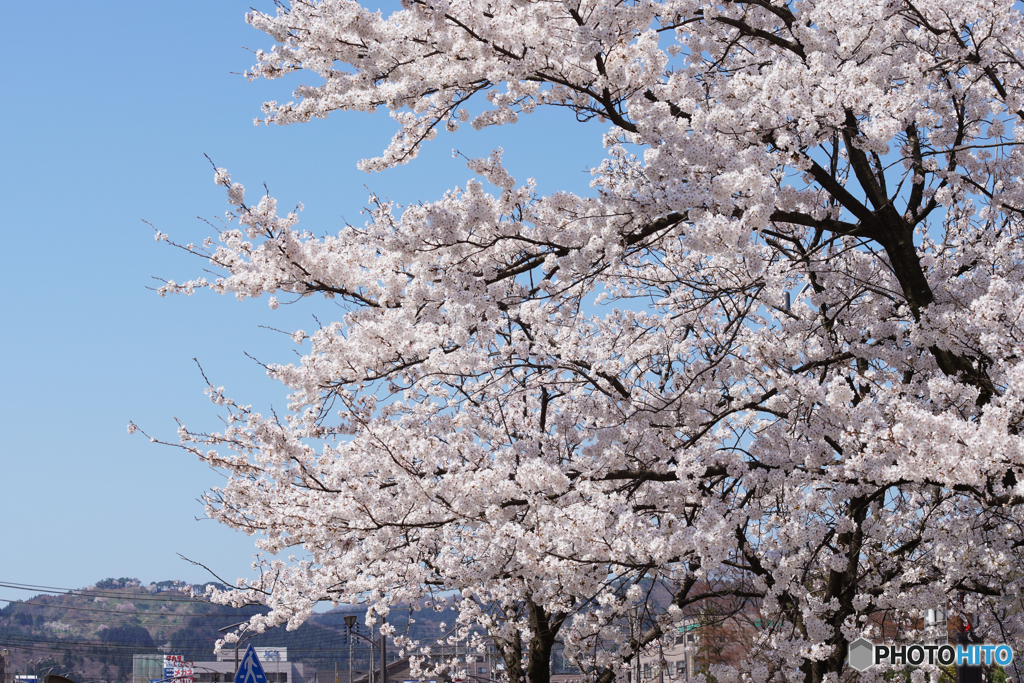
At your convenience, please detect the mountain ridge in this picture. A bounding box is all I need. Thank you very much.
[0,578,451,683]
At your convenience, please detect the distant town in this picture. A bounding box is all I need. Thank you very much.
[0,579,640,683]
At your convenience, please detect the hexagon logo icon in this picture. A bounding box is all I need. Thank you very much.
[848,638,875,672]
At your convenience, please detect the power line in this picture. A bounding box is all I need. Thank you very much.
[0,597,276,621]
[0,582,215,604]
[0,632,353,650]
[0,635,359,656]
[0,626,366,651]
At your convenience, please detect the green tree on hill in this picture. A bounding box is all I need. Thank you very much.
[99,623,158,681]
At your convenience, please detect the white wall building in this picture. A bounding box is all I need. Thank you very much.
[632,622,699,683]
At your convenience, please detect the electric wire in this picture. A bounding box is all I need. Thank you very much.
[0,579,438,672]
[0,597,268,619]
[0,582,216,604]
[0,634,365,656]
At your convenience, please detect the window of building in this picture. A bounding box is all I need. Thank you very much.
[643,664,652,680]
[674,661,687,677]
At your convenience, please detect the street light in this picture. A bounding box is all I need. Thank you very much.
[219,621,256,678]
[193,664,231,683]
[27,658,63,682]
[343,616,387,683]
[344,617,357,683]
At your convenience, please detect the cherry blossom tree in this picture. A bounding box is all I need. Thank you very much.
[140,0,1024,681]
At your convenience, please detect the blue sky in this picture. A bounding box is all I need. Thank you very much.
[0,0,605,600]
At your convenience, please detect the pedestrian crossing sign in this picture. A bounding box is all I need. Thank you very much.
[235,645,268,683]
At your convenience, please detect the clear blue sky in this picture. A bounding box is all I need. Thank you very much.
[0,0,604,600]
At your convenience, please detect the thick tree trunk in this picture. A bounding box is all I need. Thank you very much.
[497,630,526,683]
[527,603,555,683]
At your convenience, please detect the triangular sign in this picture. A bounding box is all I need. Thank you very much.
[235,645,269,683]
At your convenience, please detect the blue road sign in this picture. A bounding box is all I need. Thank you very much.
[235,645,268,683]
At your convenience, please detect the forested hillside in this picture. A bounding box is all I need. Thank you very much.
[0,579,453,683]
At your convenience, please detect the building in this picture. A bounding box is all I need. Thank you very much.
[550,674,585,683]
[924,604,951,645]
[632,622,699,683]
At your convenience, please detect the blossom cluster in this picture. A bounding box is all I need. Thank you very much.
[147,0,1024,681]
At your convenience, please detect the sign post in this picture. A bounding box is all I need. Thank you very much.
[235,645,269,683]
[164,655,193,683]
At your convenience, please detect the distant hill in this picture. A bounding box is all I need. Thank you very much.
[0,578,456,683]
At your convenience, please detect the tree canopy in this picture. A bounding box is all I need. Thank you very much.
[142,0,1024,681]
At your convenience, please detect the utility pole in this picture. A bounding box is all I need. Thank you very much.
[631,610,641,683]
[343,612,387,683]
[217,621,251,679]
[379,617,387,683]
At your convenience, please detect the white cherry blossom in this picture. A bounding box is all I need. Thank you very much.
[147,0,1024,682]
